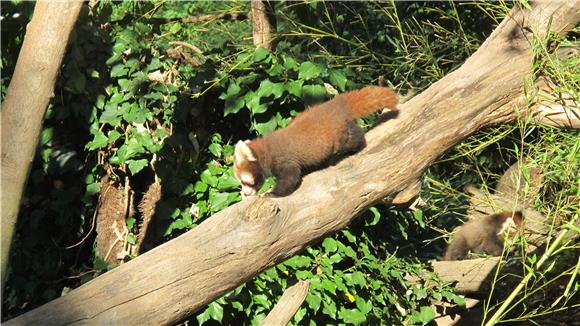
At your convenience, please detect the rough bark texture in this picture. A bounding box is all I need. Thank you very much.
[94,177,131,264]
[0,0,84,294]
[251,0,275,49]
[261,280,309,326]
[432,257,502,295]
[5,1,579,325]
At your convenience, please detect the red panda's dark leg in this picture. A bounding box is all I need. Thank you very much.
[443,235,468,261]
[269,163,302,197]
[342,122,366,153]
[482,238,505,256]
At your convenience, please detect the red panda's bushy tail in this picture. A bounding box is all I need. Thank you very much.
[339,86,399,119]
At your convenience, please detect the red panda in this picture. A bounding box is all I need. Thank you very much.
[233,86,398,197]
[442,211,524,261]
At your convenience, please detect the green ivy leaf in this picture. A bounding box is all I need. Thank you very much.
[282,55,299,71]
[86,182,101,196]
[220,81,241,99]
[329,69,347,91]
[100,103,122,127]
[366,206,381,226]
[284,255,311,268]
[194,181,209,193]
[208,301,223,322]
[306,293,322,312]
[322,300,337,319]
[231,301,243,312]
[208,143,223,157]
[299,61,325,80]
[111,64,128,78]
[266,63,284,77]
[328,253,342,264]
[348,271,365,287]
[257,79,285,99]
[86,130,108,150]
[253,115,277,136]
[108,130,122,144]
[211,192,236,212]
[321,279,337,294]
[296,270,313,279]
[344,246,357,259]
[417,306,435,324]
[340,308,367,325]
[109,92,124,105]
[123,102,149,124]
[116,138,145,163]
[237,72,258,85]
[285,80,303,97]
[253,47,271,62]
[322,238,338,253]
[96,94,106,109]
[217,174,240,191]
[118,79,131,92]
[224,96,245,116]
[196,308,211,326]
[302,84,327,105]
[355,297,372,314]
[342,230,357,243]
[245,90,268,115]
[126,216,136,229]
[134,131,158,153]
[413,209,426,228]
[451,294,465,306]
[294,307,307,323]
[252,294,271,308]
[127,159,148,175]
[200,170,218,187]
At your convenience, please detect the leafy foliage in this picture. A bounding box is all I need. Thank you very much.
[1,1,577,325]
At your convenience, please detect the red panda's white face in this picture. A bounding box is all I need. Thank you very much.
[233,140,265,197]
[495,211,524,237]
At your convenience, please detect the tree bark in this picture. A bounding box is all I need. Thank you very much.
[251,0,276,49]
[0,0,84,295]
[5,1,579,325]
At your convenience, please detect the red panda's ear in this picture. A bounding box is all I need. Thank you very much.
[235,140,257,162]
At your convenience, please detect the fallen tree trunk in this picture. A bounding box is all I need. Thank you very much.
[5,1,579,325]
[0,0,84,295]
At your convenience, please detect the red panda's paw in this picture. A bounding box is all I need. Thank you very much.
[241,192,258,200]
[260,190,278,198]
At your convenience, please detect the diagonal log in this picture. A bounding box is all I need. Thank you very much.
[1,0,84,295]
[5,1,579,325]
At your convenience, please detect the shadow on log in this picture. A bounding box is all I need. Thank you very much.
[5,1,579,325]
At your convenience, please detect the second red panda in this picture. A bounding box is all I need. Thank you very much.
[233,86,398,197]
[442,211,524,261]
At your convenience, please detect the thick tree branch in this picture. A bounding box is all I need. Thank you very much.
[251,0,276,49]
[261,280,309,326]
[0,0,84,295]
[5,1,579,325]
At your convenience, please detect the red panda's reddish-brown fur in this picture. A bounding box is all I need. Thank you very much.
[442,211,524,261]
[342,86,399,119]
[234,86,398,197]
